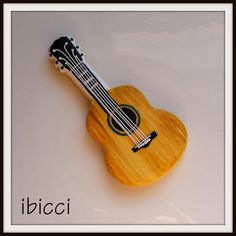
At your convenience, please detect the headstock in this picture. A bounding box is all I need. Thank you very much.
[49,36,84,73]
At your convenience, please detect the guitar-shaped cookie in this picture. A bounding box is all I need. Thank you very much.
[49,36,187,186]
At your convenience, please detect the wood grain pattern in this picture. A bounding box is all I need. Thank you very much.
[86,85,187,186]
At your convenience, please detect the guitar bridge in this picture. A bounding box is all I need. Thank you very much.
[132,131,157,153]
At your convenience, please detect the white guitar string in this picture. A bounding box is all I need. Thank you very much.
[54,49,139,144]
[72,51,147,140]
[70,52,148,141]
[67,62,139,144]
[53,46,147,144]
[59,47,147,143]
[65,44,146,141]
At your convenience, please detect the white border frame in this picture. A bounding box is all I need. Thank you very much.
[3,3,233,233]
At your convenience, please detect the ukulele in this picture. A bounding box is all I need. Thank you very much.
[49,36,187,186]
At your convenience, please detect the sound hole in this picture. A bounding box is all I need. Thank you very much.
[108,105,140,136]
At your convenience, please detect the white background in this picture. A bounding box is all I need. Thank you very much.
[11,11,224,225]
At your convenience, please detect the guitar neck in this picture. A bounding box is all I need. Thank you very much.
[70,60,117,113]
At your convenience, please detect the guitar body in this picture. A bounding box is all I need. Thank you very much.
[50,36,188,187]
[86,85,187,186]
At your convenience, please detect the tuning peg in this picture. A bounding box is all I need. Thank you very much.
[76,46,79,49]
[54,60,60,69]
[81,53,84,57]
[70,37,74,41]
[49,53,54,61]
[59,66,64,72]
